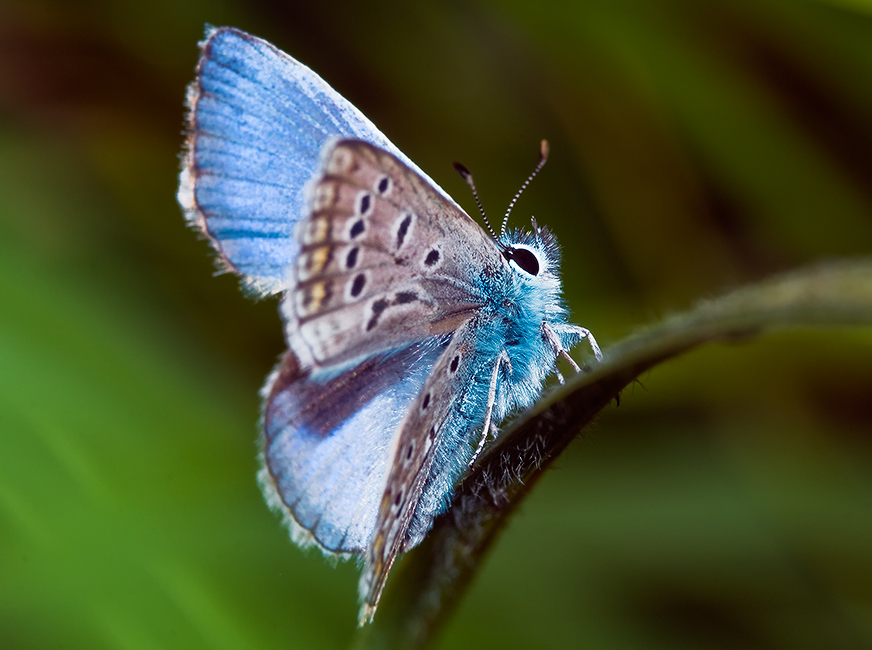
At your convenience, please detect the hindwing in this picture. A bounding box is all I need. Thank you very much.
[357,318,494,622]
[260,339,447,554]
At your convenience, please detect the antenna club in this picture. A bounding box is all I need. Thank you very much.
[453,159,498,240]
[452,162,473,182]
[539,139,549,162]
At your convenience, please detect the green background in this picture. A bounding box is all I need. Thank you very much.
[1,1,871,648]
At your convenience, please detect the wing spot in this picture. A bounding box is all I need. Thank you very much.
[350,219,365,239]
[297,281,333,316]
[424,249,440,266]
[297,246,332,280]
[372,298,389,315]
[366,299,389,331]
[393,489,403,507]
[350,273,366,298]
[357,192,373,216]
[312,183,338,211]
[429,425,436,439]
[421,393,431,410]
[396,213,412,249]
[406,442,414,460]
[327,147,352,174]
[303,217,330,245]
[395,291,417,304]
[449,355,460,373]
[376,176,392,195]
[345,246,359,269]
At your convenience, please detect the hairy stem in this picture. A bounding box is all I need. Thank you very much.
[354,257,872,650]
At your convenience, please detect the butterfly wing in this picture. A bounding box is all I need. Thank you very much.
[357,316,501,622]
[285,139,503,370]
[180,26,510,572]
[180,26,599,626]
[260,341,446,555]
[262,139,506,558]
[179,26,458,295]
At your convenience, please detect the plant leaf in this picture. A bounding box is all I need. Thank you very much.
[355,257,872,649]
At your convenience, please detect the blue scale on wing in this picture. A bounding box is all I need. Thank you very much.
[261,338,446,552]
[183,28,454,293]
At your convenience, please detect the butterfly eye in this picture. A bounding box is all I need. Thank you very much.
[504,247,540,276]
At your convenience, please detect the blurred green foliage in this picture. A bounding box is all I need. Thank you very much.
[0,1,870,649]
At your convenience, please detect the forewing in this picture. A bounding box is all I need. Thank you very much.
[179,26,459,294]
[260,339,446,554]
[286,139,504,370]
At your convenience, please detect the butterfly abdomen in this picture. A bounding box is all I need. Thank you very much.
[478,246,570,412]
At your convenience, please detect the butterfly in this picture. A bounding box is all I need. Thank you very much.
[179,26,602,624]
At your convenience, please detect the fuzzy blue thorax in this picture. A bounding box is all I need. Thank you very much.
[405,225,586,546]
[492,226,577,416]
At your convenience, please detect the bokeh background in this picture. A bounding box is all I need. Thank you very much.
[2,1,871,648]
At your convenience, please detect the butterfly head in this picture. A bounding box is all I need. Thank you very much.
[454,140,558,284]
[499,222,563,294]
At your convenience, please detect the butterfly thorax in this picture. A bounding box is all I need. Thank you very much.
[402,225,579,547]
[481,227,572,419]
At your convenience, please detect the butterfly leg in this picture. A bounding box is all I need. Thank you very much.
[573,325,603,362]
[543,323,603,380]
[468,350,512,469]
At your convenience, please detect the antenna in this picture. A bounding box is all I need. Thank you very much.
[453,161,501,242]
[500,139,549,238]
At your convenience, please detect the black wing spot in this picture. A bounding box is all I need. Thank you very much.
[350,219,365,239]
[395,291,417,304]
[366,298,390,331]
[377,176,391,194]
[350,273,366,298]
[429,425,436,439]
[371,299,389,315]
[406,442,414,460]
[421,393,431,410]
[345,246,359,269]
[449,355,460,373]
[424,249,440,266]
[396,214,412,249]
[394,488,403,507]
[358,192,372,216]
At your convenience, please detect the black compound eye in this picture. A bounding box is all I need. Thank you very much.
[505,247,540,275]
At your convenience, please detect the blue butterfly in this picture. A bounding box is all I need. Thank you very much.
[179,26,601,623]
